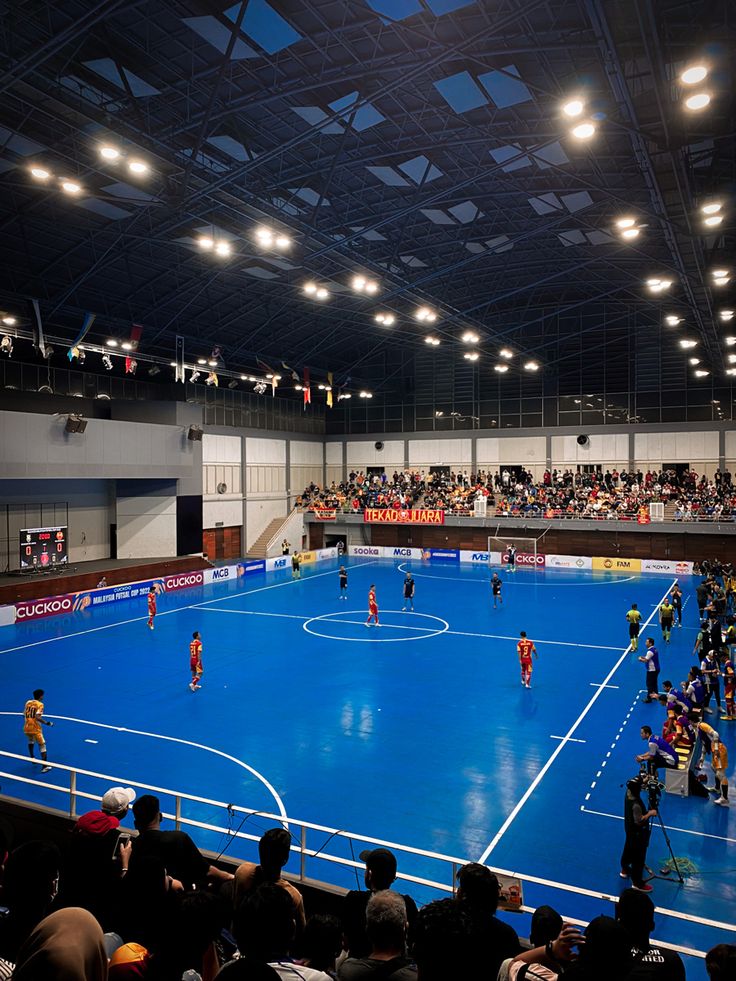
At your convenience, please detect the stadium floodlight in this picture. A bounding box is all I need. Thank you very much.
[685,92,710,111]
[681,65,708,85]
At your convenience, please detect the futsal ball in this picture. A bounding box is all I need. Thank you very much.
[110,942,149,967]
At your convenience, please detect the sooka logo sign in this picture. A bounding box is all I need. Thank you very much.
[354,547,380,556]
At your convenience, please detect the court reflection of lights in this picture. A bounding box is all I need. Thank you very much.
[340,702,375,740]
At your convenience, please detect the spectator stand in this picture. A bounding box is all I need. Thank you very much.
[0,748,729,976]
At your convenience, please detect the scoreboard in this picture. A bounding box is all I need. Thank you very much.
[20,526,68,570]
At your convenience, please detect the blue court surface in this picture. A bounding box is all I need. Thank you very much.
[2,557,734,977]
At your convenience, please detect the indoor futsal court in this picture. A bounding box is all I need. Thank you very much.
[1,0,735,978]
[1,555,731,973]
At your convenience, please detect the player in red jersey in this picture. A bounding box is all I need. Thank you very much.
[365,584,380,627]
[517,631,538,688]
[189,631,203,691]
[147,586,157,630]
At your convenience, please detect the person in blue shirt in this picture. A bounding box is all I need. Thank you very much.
[636,726,678,774]
[639,638,660,704]
[683,666,706,720]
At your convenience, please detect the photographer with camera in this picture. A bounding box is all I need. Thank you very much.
[620,775,658,892]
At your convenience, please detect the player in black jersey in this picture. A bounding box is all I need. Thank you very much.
[338,566,348,600]
[402,573,415,611]
[491,572,503,609]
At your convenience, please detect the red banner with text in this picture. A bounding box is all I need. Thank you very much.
[363,508,445,525]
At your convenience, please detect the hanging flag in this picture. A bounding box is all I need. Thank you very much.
[303,367,311,407]
[282,361,300,383]
[30,299,47,358]
[327,371,333,408]
[271,373,278,397]
[175,335,185,382]
[125,323,143,374]
[206,372,219,387]
[67,312,96,361]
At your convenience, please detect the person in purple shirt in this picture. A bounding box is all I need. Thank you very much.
[639,638,660,704]
[636,726,678,774]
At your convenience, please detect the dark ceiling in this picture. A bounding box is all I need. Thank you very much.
[0,0,733,401]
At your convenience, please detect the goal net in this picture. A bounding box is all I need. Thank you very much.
[488,535,539,568]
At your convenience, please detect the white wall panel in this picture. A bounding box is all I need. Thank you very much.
[408,438,472,467]
[346,440,404,468]
[203,434,241,464]
[326,466,343,486]
[326,442,342,465]
[551,433,628,465]
[726,431,736,470]
[116,494,176,559]
[203,499,243,529]
[245,437,286,465]
[476,438,500,464]
[635,431,718,468]
[290,440,323,465]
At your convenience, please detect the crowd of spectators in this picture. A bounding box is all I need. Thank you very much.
[297,467,736,521]
[0,806,733,980]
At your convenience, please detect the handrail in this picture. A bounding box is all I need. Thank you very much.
[0,748,730,959]
[265,508,299,553]
[298,506,734,522]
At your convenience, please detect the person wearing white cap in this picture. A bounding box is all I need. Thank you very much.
[59,786,137,926]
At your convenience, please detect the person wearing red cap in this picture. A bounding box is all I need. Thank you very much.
[341,849,417,960]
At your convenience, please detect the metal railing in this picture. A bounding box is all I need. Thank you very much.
[0,749,730,961]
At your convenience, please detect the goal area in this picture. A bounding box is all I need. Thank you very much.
[488,535,539,567]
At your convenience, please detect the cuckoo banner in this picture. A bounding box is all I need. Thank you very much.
[363,508,445,525]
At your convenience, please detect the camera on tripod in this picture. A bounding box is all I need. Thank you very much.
[637,767,664,808]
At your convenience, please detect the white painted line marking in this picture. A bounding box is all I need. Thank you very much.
[84,739,98,744]
[550,735,586,744]
[396,562,636,587]
[477,578,677,865]
[0,712,287,821]
[580,806,736,845]
[589,683,620,689]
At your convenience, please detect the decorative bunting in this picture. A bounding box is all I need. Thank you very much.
[30,299,47,358]
[67,312,96,361]
[303,366,311,407]
[125,324,143,374]
[327,371,333,408]
[175,335,185,382]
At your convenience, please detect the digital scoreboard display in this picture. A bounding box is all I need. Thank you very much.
[20,526,68,570]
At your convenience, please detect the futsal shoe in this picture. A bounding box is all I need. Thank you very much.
[619,870,629,879]
[41,765,52,773]
[189,682,196,691]
[633,883,653,892]
[714,797,730,806]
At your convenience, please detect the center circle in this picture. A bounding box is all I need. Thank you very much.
[302,610,449,643]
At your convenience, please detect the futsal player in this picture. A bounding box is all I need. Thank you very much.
[23,689,53,772]
[507,545,517,572]
[365,585,380,627]
[491,572,503,609]
[339,565,348,600]
[626,602,642,651]
[639,638,660,703]
[722,655,735,721]
[291,552,301,579]
[671,582,683,627]
[517,631,538,688]
[659,596,674,644]
[189,631,203,691]
[147,586,157,630]
[402,573,415,611]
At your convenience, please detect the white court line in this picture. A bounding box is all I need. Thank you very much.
[477,577,677,865]
[0,559,376,656]
[551,735,586,744]
[0,712,287,820]
[195,607,622,651]
[396,562,636,587]
[580,806,736,845]
[589,683,619,689]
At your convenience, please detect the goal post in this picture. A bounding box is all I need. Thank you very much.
[488,535,539,568]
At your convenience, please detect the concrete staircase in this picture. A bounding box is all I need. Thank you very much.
[248,518,286,558]
[663,502,678,521]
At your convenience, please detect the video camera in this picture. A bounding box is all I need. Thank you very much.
[636,767,664,809]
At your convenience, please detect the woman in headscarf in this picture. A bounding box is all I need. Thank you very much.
[12,907,107,981]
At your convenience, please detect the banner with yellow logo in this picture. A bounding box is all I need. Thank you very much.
[592,556,642,572]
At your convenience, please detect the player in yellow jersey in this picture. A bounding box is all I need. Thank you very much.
[23,688,53,772]
[659,597,674,644]
[626,603,642,651]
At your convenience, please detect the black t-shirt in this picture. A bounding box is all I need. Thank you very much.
[131,829,209,888]
[464,912,521,980]
[626,943,686,981]
[340,572,348,586]
[492,579,502,594]
[403,578,414,597]
[342,890,418,959]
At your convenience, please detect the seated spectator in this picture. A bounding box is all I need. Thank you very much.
[109,854,182,951]
[109,890,227,980]
[411,899,471,980]
[615,888,685,979]
[705,944,736,979]
[131,794,233,889]
[338,891,415,980]
[0,840,61,966]
[498,905,563,980]
[231,883,332,980]
[11,907,107,981]
[455,862,521,978]
[562,916,634,981]
[234,828,305,931]
[341,849,417,959]
[59,786,136,926]
[296,915,342,977]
